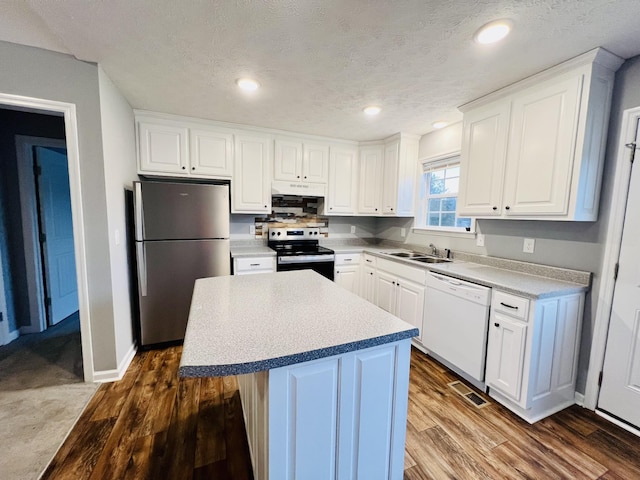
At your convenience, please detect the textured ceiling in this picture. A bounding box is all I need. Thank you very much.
[2,1,640,141]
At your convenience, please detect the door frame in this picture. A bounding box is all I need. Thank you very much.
[16,136,68,334]
[583,106,640,409]
[0,93,95,382]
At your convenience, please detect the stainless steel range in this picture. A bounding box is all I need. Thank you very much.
[268,227,335,280]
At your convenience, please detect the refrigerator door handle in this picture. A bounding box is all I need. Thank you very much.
[137,242,148,297]
[134,182,144,241]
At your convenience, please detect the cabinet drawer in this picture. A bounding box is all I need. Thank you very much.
[492,291,529,321]
[335,253,361,266]
[363,253,377,267]
[234,256,276,274]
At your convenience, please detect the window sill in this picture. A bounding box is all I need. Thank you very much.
[411,227,476,239]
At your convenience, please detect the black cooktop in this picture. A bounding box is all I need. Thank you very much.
[268,241,334,256]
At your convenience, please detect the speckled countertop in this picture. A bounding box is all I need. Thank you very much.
[230,245,276,257]
[179,270,418,377]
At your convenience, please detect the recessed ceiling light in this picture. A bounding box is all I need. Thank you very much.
[432,121,448,129]
[474,19,512,45]
[236,78,260,92]
[363,106,381,116]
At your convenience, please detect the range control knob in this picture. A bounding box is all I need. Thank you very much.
[271,232,275,236]
[277,231,281,236]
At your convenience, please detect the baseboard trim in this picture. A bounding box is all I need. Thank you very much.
[19,325,42,335]
[92,342,137,383]
[596,410,640,438]
[574,392,585,407]
[3,329,20,345]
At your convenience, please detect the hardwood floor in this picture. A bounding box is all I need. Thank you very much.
[42,346,640,479]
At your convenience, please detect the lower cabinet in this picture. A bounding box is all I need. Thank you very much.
[233,256,276,275]
[374,259,426,343]
[485,290,584,423]
[334,253,361,294]
[238,340,412,480]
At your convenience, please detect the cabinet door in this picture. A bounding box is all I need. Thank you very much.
[303,143,329,183]
[327,147,358,214]
[486,313,527,402]
[190,128,233,177]
[138,120,188,174]
[334,265,359,294]
[361,265,376,302]
[274,138,303,182]
[394,278,425,342]
[232,134,272,213]
[457,101,510,216]
[375,270,397,314]
[358,146,383,214]
[382,141,400,215]
[503,75,582,216]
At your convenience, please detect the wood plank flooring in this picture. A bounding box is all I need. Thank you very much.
[42,346,640,479]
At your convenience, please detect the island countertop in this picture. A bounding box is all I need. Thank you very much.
[179,270,418,377]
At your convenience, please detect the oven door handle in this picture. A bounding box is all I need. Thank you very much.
[278,255,335,264]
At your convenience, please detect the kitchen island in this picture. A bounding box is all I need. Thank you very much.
[179,270,418,480]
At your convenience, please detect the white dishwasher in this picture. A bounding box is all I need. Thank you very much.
[423,271,491,390]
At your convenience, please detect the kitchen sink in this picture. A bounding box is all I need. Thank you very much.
[388,252,427,258]
[410,257,451,264]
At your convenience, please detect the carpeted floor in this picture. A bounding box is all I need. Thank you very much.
[0,313,99,480]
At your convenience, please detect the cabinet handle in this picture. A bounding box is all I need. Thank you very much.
[304,176,307,179]
[330,207,333,210]
[250,263,260,267]
[392,281,396,285]
[264,205,268,208]
[505,206,511,210]
[192,167,195,170]
[492,206,497,211]
[370,272,373,275]
[375,208,378,211]
[181,166,186,170]
[366,259,372,263]
[344,259,352,262]
[494,322,500,327]
[500,302,518,310]
[390,208,394,211]
[297,175,300,178]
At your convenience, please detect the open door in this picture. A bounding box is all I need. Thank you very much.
[34,146,78,326]
[598,119,640,430]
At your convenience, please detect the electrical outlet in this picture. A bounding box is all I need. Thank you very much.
[523,238,535,253]
[476,233,485,247]
[249,225,256,235]
[400,228,406,238]
[350,225,356,234]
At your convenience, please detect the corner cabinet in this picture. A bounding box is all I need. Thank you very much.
[485,290,585,423]
[232,133,272,214]
[457,48,623,221]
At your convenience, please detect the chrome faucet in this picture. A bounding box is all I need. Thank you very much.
[429,243,438,256]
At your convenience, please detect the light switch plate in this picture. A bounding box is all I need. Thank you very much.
[476,233,485,247]
[523,238,535,253]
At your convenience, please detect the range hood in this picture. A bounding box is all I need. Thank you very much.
[271,180,326,197]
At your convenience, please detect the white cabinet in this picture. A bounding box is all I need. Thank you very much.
[358,145,384,214]
[457,48,623,221]
[274,138,329,185]
[232,133,272,214]
[138,119,189,174]
[485,290,585,423]
[137,115,233,178]
[356,136,419,216]
[361,254,377,302]
[334,253,361,294]
[233,256,276,275]
[190,127,233,176]
[303,142,330,184]
[326,146,358,215]
[374,258,426,341]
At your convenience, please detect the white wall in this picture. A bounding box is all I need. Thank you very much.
[0,41,118,372]
[418,122,462,159]
[98,66,137,366]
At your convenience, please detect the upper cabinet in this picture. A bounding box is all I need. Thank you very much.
[326,146,359,215]
[137,114,233,178]
[232,133,272,214]
[273,137,329,184]
[356,135,419,216]
[457,48,623,221]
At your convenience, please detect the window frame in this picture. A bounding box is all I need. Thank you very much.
[413,152,475,235]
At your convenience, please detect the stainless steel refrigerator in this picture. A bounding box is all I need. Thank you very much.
[134,181,230,347]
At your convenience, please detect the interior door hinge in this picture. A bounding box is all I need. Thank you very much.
[34,164,42,176]
[625,142,637,164]
[613,263,619,281]
[598,371,603,387]
[45,297,51,307]
[40,232,46,243]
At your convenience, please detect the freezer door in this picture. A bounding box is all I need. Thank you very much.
[136,239,230,346]
[135,181,230,240]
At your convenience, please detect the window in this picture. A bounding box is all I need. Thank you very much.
[416,154,474,233]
